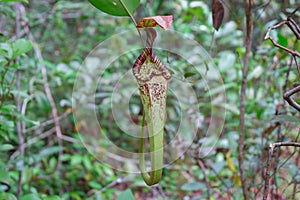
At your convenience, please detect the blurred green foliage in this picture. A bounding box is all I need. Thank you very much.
[0,0,299,199]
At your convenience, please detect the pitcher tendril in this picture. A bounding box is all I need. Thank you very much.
[133,28,171,186]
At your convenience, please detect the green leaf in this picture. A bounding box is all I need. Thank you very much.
[35,91,51,113]
[83,156,92,170]
[0,59,8,68]
[12,39,32,59]
[88,181,102,190]
[0,43,13,59]
[42,195,62,200]
[278,33,288,47]
[20,194,41,200]
[0,105,16,115]
[180,182,206,191]
[0,169,11,185]
[70,155,82,165]
[88,0,140,16]
[248,65,263,80]
[218,51,236,72]
[116,189,135,200]
[0,193,17,200]
[0,144,14,151]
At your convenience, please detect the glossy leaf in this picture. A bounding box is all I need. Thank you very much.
[136,15,173,30]
[88,0,140,16]
[212,0,224,31]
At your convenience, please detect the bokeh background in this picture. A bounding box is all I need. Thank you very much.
[0,0,299,199]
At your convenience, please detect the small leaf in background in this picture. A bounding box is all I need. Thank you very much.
[226,151,237,173]
[136,15,173,30]
[226,152,242,187]
[20,194,41,200]
[212,0,224,31]
[0,43,13,59]
[0,168,11,185]
[278,33,288,47]
[262,124,279,137]
[0,193,17,200]
[88,0,140,16]
[42,196,61,200]
[12,39,32,59]
[180,182,206,191]
[116,189,135,200]
[88,181,102,190]
[0,144,14,151]
[29,146,64,165]
[270,115,298,124]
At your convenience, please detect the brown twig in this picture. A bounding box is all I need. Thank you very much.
[283,85,300,112]
[264,20,300,58]
[197,159,211,199]
[10,128,79,161]
[257,132,300,199]
[21,95,35,134]
[24,20,64,170]
[289,5,300,17]
[287,17,300,40]
[264,7,300,57]
[10,127,57,160]
[284,52,296,102]
[294,56,300,75]
[263,142,300,200]
[264,15,300,198]
[238,0,253,199]
[24,110,71,133]
[265,7,300,112]
[272,125,282,198]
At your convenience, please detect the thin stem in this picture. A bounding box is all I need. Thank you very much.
[14,3,24,199]
[238,0,253,199]
[118,0,137,26]
[197,159,211,199]
[118,0,145,48]
[293,150,300,199]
